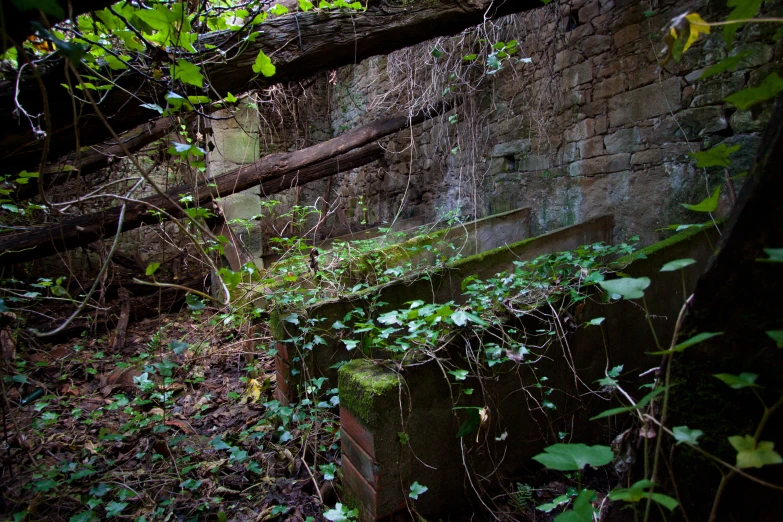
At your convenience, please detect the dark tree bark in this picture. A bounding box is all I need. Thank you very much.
[0,104,443,265]
[667,94,783,521]
[0,0,539,174]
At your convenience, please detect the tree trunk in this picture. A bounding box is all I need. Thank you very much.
[0,0,539,174]
[0,103,444,265]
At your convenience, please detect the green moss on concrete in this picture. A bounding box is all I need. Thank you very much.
[613,222,720,267]
[269,309,288,340]
[338,359,401,426]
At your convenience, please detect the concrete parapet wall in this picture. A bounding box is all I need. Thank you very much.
[337,224,720,520]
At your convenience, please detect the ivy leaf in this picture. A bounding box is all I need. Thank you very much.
[701,50,752,80]
[210,436,232,450]
[587,317,605,326]
[531,444,613,471]
[660,258,696,272]
[448,369,469,381]
[323,504,355,522]
[105,501,128,518]
[649,332,723,355]
[758,248,783,263]
[11,0,64,18]
[319,463,337,480]
[171,59,204,88]
[145,262,160,276]
[672,426,704,446]
[682,13,710,53]
[408,481,428,499]
[269,4,290,15]
[537,494,571,513]
[299,0,315,11]
[554,489,596,522]
[455,407,481,437]
[591,385,670,420]
[714,372,760,389]
[724,0,763,49]
[224,92,238,103]
[725,73,783,110]
[252,50,276,77]
[609,480,678,511]
[598,277,650,300]
[729,435,783,468]
[451,310,468,326]
[681,187,720,212]
[689,144,740,168]
[431,47,444,58]
[342,339,359,351]
[765,330,783,348]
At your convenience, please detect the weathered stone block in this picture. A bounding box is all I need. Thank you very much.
[675,107,727,138]
[565,118,597,142]
[608,77,682,127]
[555,49,582,72]
[628,64,659,90]
[518,155,551,171]
[593,75,627,99]
[631,148,662,165]
[569,153,630,176]
[579,136,605,159]
[613,23,640,48]
[604,127,643,154]
[729,106,772,133]
[583,35,613,56]
[578,1,600,23]
[562,61,594,88]
[491,139,530,157]
[732,42,773,69]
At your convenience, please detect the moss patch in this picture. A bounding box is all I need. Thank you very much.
[613,221,720,267]
[338,359,401,427]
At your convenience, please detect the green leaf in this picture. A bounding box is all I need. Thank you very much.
[672,425,704,446]
[69,511,96,522]
[758,248,783,263]
[765,330,783,348]
[463,54,478,61]
[342,339,359,351]
[587,317,605,326]
[11,0,64,18]
[185,293,205,311]
[224,92,238,103]
[455,407,481,437]
[104,55,129,70]
[700,50,752,80]
[683,186,721,212]
[609,480,678,511]
[729,435,783,468]
[431,47,444,58]
[252,50,276,77]
[714,372,760,389]
[451,310,468,326]
[598,277,651,300]
[448,369,468,381]
[408,481,428,499]
[105,501,128,518]
[145,262,160,276]
[554,490,596,522]
[319,463,337,480]
[299,0,314,11]
[725,73,783,110]
[537,494,571,513]
[724,0,763,49]
[689,144,740,168]
[531,444,613,471]
[33,479,59,492]
[660,258,696,272]
[210,436,232,450]
[171,59,204,88]
[649,332,723,355]
[269,4,290,15]
[323,504,354,522]
[591,385,669,420]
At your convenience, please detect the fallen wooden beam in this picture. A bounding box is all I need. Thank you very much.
[0,100,442,265]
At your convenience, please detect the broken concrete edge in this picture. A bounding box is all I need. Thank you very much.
[338,359,402,427]
[612,221,721,268]
[243,207,532,298]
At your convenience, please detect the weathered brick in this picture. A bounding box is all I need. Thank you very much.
[613,24,640,48]
[628,64,660,90]
[555,49,582,73]
[569,153,631,176]
[565,118,597,142]
[593,75,627,99]
[608,78,682,127]
[579,136,605,158]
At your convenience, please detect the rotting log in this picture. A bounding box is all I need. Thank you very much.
[0,101,445,265]
[0,0,540,174]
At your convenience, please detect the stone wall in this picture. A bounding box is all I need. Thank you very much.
[306,0,780,246]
